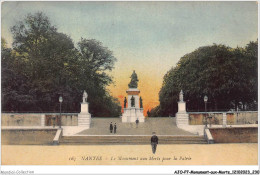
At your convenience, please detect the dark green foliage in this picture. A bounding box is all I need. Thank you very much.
[150,42,257,117]
[2,12,121,117]
[147,106,162,117]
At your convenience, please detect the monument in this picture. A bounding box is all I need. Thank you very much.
[78,90,91,128]
[176,90,189,127]
[122,71,145,123]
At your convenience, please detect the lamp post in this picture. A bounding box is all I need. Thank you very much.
[59,96,63,128]
[52,116,55,128]
[204,95,208,128]
[208,115,213,127]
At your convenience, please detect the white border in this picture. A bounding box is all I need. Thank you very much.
[0,0,259,174]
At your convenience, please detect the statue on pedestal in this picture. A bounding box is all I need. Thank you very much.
[140,97,143,108]
[131,96,135,107]
[179,90,184,102]
[83,90,88,103]
[128,70,139,88]
[124,97,127,108]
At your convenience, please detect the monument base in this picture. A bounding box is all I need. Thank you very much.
[78,102,91,128]
[78,113,91,128]
[176,112,189,127]
[122,108,145,123]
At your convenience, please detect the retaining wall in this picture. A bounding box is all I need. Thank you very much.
[1,129,57,145]
[209,127,258,143]
[189,112,258,125]
[1,113,78,126]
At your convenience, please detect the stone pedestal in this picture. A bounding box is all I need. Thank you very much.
[41,114,45,127]
[176,90,189,127]
[176,101,189,126]
[122,88,145,123]
[78,102,91,128]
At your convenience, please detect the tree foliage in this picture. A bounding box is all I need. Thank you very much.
[2,12,121,117]
[150,42,258,117]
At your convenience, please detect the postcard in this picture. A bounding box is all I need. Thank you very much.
[1,1,258,174]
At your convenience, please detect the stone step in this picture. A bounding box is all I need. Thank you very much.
[63,136,204,140]
[60,136,207,145]
[61,139,206,142]
[61,136,204,138]
[60,141,207,145]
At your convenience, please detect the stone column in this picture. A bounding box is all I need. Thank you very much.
[41,114,45,127]
[223,113,227,127]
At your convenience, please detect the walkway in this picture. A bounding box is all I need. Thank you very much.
[78,117,194,135]
[2,144,257,165]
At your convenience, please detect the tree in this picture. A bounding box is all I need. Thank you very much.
[149,106,162,117]
[76,38,120,116]
[147,109,151,117]
[9,12,76,112]
[2,12,121,117]
[151,42,258,117]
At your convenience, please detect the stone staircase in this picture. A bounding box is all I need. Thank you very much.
[60,135,207,145]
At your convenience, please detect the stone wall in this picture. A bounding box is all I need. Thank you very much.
[209,127,258,143]
[188,112,258,125]
[1,129,57,145]
[1,113,78,126]
[1,113,42,126]
[45,114,78,126]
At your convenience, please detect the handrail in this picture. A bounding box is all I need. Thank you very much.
[204,128,214,144]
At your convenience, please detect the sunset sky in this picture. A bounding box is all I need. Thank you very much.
[2,1,258,115]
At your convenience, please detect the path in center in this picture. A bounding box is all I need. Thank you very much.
[78,117,194,135]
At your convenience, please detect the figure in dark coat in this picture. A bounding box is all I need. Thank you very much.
[151,132,159,154]
[136,118,139,128]
[109,122,113,133]
[114,123,117,134]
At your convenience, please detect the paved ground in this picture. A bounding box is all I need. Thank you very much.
[1,144,257,165]
[78,117,194,135]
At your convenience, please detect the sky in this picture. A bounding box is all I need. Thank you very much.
[1,1,258,115]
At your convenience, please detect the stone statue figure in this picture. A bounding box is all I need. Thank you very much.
[140,97,143,108]
[124,97,127,108]
[128,70,139,88]
[179,90,184,102]
[131,96,135,107]
[83,90,88,103]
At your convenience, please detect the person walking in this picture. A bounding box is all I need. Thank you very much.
[114,123,117,134]
[136,118,139,128]
[109,122,113,133]
[151,132,158,154]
